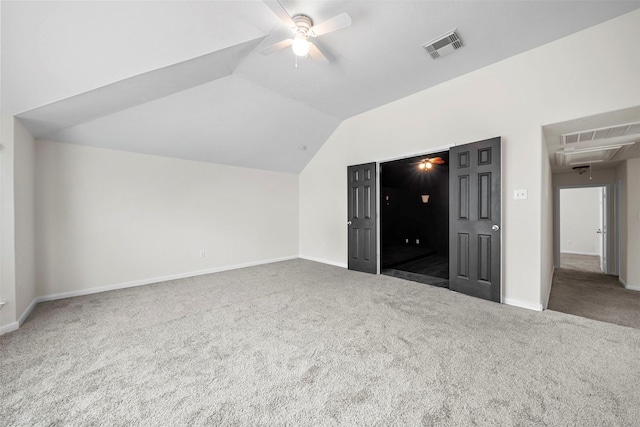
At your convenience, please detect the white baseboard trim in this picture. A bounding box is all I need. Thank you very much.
[617,277,639,291]
[503,297,543,312]
[18,298,39,327]
[299,255,347,269]
[37,255,299,303]
[560,250,599,256]
[9,256,298,330]
[624,283,640,291]
[543,266,555,310]
[0,322,19,336]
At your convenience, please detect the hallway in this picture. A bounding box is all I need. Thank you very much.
[548,268,640,329]
[560,253,601,273]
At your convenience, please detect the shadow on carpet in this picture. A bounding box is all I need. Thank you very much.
[382,268,449,288]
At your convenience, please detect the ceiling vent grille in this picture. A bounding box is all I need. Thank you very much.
[562,121,640,144]
[423,29,462,59]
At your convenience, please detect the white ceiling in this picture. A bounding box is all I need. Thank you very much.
[2,1,639,173]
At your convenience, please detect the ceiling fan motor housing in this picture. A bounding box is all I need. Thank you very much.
[292,14,313,38]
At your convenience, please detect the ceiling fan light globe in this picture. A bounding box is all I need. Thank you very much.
[292,37,310,57]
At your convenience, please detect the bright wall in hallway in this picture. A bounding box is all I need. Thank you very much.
[559,187,602,256]
[36,140,299,296]
[552,169,617,272]
[299,10,640,311]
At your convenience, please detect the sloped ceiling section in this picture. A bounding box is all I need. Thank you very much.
[17,39,265,138]
[45,75,341,173]
[3,1,640,173]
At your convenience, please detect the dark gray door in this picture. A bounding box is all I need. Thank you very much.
[449,137,501,302]
[348,162,377,274]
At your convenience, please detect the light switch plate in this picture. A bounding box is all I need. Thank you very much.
[514,189,528,200]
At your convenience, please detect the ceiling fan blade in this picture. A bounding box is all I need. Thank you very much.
[430,157,445,164]
[263,0,296,28]
[308,42,329,64]
[309,12,351,37]
[260,39,293,55]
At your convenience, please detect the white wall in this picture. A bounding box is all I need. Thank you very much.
[553,169,616,188]
[0,116,36,334]
[616,161,629,284]
[0,116,17,332]
[616,161,628,286]
[14,119,36,319]
[36,140,299,296]
[540,134,554,309]
[299,10,640,311]
[627,158,640,288]
[559,187,601,255]
[621,158,640,289]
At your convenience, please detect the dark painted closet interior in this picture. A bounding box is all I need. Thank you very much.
[380,150,450,287]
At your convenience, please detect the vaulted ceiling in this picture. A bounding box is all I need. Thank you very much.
[2,1,639,173]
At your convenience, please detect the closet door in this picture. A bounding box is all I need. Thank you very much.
[449,137,501,302]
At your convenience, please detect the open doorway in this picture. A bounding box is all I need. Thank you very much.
[379,150,450,287]
[558,186,609,274]
[348,136,501,302]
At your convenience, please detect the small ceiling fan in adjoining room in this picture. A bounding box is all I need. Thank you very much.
[260,0,352,63]
[415,157,446,171]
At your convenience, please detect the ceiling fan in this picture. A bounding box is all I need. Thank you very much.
[416,157,446,171]
[260,0,352,63]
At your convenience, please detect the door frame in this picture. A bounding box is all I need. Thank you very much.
[375,144,453,274]
[554,183,615,274]
[613,181,621,276]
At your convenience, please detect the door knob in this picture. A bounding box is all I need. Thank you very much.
[347,221,352,225]
[596,229,602,234]
[491,224,500,231]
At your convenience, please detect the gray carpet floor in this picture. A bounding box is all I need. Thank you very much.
[2,259,640,425]
[548,268,640,329]
[560,253,602,273]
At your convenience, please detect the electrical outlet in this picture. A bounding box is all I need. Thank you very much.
[514,189,528,200]
[199,250,206,258]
